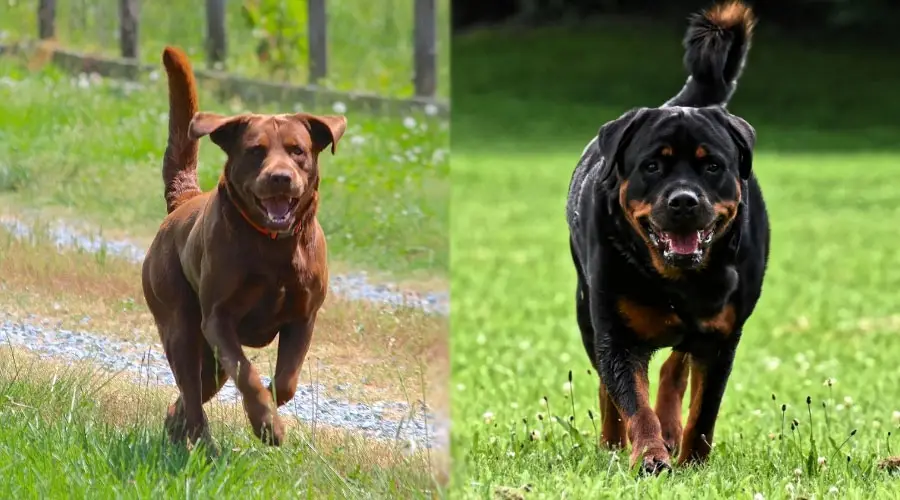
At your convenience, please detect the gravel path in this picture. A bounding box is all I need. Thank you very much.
[0,217,449,316]
[0,215,449,449]
[1,314,444,449]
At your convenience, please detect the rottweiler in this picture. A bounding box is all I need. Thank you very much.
[565,1,769,474]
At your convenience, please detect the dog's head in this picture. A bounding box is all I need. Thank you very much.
[189,112,347,232]
[599,106,755,277]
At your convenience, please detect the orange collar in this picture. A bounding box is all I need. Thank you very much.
[222,183,301,240]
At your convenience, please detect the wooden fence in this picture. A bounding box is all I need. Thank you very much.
[33,0,439,98]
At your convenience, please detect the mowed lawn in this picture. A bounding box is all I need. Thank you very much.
[450,20,900,499]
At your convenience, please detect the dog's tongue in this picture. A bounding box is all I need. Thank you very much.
[665,232,700,255]
[260,196,292,219]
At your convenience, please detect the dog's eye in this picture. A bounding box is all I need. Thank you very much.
[643,162,660,174]
[286,146,305,157]
[246,145,267,157]
[705,163,721,174]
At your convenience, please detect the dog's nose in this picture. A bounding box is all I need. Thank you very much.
[667,190,699,218]
[267,172,292,187]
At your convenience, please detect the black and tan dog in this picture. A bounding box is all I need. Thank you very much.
[566,1,768,473]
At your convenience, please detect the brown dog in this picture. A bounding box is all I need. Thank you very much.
[141,46,346,446]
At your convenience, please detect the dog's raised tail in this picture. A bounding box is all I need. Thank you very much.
[161,46,202,213]
[664,0,756,108]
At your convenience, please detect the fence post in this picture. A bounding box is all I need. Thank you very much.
[414,0,437,98]
[38,0,57,40]
[308,0,328,85]
[119,0,140,59]
[206,0,227,69]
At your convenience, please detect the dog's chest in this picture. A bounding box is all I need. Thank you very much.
[238,284,308,347]
[616,297,736,347]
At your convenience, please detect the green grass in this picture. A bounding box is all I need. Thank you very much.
[450,20,900,499]
[0,353,440,499]
[0,58,448,279]
[0,0,450,99]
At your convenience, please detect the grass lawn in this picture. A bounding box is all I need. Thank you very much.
[450,19,900,499]
[0,56,448,281]
[0,0,451,99]
[0,349,444,499]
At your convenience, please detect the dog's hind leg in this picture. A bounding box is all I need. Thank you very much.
[165,341,228,446]
[161,309,210,445]
[598,380,627,449]
[576,277,627,449]
[655,351,690,455]
[572,241,629,451]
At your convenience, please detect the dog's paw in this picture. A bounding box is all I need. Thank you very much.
[253,413,285,446]
[630,442,672,476]
[639,455,672,476]
[661,426,683,457]
[165,403,211,445]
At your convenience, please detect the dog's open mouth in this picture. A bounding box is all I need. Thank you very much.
[256,195,299,227]
[643,219,720,265]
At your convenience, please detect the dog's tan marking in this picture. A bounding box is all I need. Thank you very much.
[619,181,681,279]
[700,304,736,336]
[617,298,682,341]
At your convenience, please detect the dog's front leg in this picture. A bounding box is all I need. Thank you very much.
[588,287,670,473]
[677,340,738,466]
[596,343,670,474]
[202,310,283,445]
[269,315,317,407]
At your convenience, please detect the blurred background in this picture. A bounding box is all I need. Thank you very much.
[450,0,900,497]
[454,0,900,38]
[1,0,450,98]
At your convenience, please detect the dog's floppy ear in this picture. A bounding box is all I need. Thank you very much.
[723,113,756,180]
[189,112,251,153]
[596,107,651,181]
[292,113,347,155]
